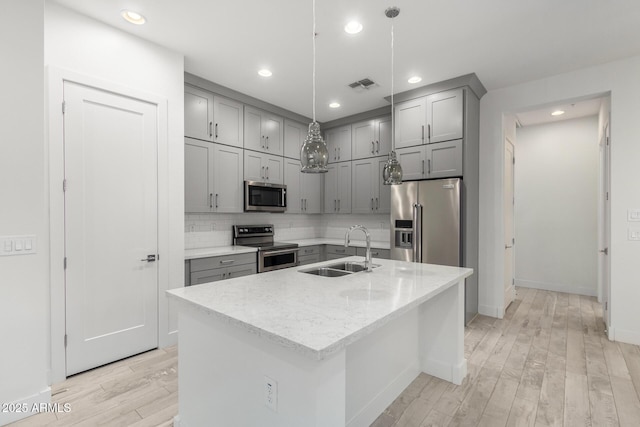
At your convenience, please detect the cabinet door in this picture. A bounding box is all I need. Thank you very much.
[263,153,284,184]
[213,96,243,147]
[226,263,257,279]
[284,159,302,213]
[352,159,375,214]
[375,156,391,214]
[324,164,338,213]
[213,144,243,212]
[301,172,323,214]
[244,150,265,182]
[375,116,392,156]
[395,97,426,149]
[262,113,284,155]
[427,139,463,178]
[427,88,463,144]
[337,162,352,213]
[325,125,351,163]
[396,146,426,181]
[284,119,306,159]
[185,138,213,212]
[243,106,263,152]
[352,120,376,160]
[184,86,213,141]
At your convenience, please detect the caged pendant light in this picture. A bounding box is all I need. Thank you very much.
[300,0,329,173]
[382,6,403,185]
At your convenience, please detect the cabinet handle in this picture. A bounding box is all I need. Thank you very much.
[376,140,380,153]
[427,159,431,175]
[215,193,219,208]
[266,136,269,149]
[422,159,425,175]
[222,273,226,278]
[261,135,265,148]
[220,259,235,265]
[266,166,269,180]
[376,197,379,210]
[209,193,213,209]
[209,122,213,138]
[261,166,265,179]
[334,199,337,211]
[215,123,218,139]
[428,124,431,142]
[338,147,341,159]
[421,125,424,142]
[372,251,379,256]
[371,141,375,154]
[371,198,374,210]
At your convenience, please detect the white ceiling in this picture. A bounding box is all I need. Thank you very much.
[50,0,640,122]
[516,97,602,127]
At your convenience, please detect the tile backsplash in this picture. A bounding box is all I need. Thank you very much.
[185,213,390,249]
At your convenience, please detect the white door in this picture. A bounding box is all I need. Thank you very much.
[504,137,516,312]
[598,123,611,327]
[64,81,158,376]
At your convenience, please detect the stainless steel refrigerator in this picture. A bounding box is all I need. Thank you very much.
[390,178,477,324]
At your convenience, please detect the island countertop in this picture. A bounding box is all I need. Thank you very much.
[167,256,472,360]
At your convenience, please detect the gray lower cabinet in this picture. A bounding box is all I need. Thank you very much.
[188,252,257,286]
[356,247,390,259]
[298,245,323,266]
[325,245,357,260]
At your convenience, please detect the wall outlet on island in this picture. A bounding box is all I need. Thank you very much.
[264,375,278,412]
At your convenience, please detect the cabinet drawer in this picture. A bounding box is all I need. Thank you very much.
[356,247,390,259]
[226,263,257,279]
[190,263,257,286]
[325,245,356,258]
[190,252,256,272]
[299,245,321,256]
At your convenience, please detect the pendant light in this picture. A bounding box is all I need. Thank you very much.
[300,0,329,173]
[382,6,403,185]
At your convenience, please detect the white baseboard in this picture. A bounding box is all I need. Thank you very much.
[608,326,640,346]
[0,387,51,426]
[515,279,596,297]
[346,364,420,427]
[421,357,467,385]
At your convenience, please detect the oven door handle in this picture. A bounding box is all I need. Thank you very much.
[262,248,300,256]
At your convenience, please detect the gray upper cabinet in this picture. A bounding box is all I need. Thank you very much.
[395,139,463,180]
[185,85,214,142]
[324,162,351,213]
[213,96,244,148]
[394,97,426,149]
[244,106,284,155]
[426,88,463,144]
[284,119,307,159]
[185,85,244,147]
[325,125,352,163]
[185,138,244,213]
[284,158,322,214]
[351,116,392,160]
[244,150,284,185]
[351,156,391,214]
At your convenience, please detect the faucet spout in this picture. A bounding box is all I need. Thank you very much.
[344,225,372,272]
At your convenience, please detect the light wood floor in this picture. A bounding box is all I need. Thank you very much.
[10,287,640,426]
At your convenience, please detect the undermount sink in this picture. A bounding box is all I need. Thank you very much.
[300,261,380,277]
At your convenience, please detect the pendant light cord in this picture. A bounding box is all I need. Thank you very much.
[312,0,317,123]
[390,19,395,152]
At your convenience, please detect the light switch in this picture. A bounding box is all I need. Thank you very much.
[0,235,36,256]
[629,228,640,241]
[14,240,23,251]
[4,240,12,252]
[25,239,32,250]
[629,209,640,222]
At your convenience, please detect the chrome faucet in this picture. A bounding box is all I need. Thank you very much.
[344,225,372,272]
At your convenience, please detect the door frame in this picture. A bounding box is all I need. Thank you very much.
[48,67,169,383]
[503,136,516,314]
[597,121,611,327]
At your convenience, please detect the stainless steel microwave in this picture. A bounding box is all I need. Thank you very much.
[244,181,287,212]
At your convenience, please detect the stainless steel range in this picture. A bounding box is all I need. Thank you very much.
[232,224,299,273]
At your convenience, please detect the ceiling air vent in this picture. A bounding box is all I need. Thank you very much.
[348,78,377,91]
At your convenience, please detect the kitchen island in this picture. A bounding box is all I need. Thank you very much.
[167,256,472,427]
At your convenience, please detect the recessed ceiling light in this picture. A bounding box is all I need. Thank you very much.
[344,21,363,34]
[258,69,273,77]
[121,10,146,25]
[329,102,341,108]
[408,76,422,84]
[551,110,565,116]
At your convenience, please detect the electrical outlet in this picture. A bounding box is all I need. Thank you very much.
[264,375,277,412]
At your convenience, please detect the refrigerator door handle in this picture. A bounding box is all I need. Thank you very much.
[413,203,422,262]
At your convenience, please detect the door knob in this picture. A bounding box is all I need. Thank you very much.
[599,248,609,255]
[141,254,157,262]
[505,245,513,249]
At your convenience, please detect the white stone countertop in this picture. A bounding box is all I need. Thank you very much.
[184,246,257,260]
[167,256,472,360]
[280,238,390,250]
